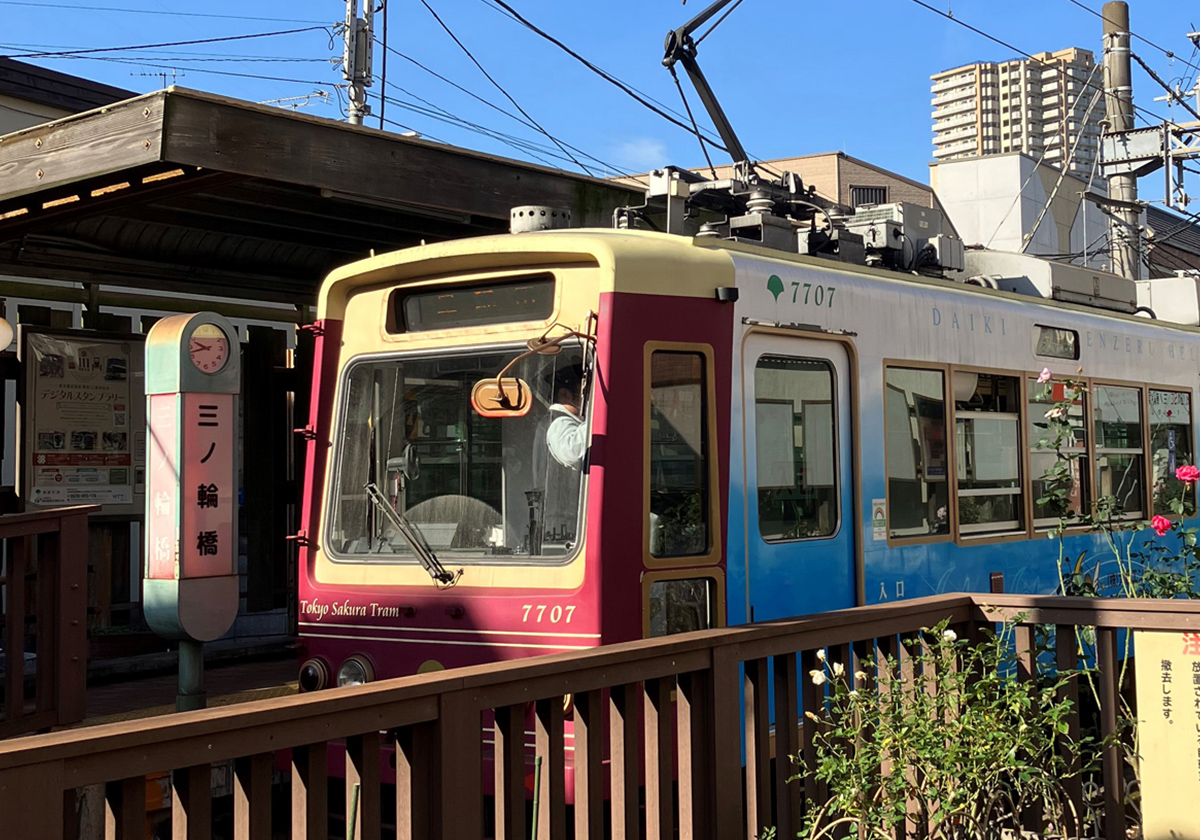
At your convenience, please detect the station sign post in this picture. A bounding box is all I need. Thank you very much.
[143,313,240,712]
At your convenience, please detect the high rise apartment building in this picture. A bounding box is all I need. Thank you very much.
[931,48,1104,177]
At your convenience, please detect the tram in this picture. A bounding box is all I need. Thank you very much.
[294,221,1199,692]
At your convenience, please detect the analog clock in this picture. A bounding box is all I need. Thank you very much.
[188,323,230,374]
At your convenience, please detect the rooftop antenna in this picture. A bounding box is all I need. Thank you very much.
[132,68,183,88]
[258,90,332,111]
[662,0,751,170]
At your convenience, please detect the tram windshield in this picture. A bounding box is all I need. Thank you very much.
[326,347,587,563]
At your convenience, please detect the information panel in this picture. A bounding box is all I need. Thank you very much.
[18,327,145,515]
[1134,630,1200,839]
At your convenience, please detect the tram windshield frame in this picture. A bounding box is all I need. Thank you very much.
[323,343,590,567]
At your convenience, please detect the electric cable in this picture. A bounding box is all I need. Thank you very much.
[374,39,645,181]
[0,26,331,60]
[414,0,593,175]
[693,0,745,47]
[1131,52,1200,123]
[1063,0,1200,76]
[34,53,340,87]
[0,0,326,24]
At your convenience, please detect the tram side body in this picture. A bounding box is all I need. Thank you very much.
[295,228,1199,686]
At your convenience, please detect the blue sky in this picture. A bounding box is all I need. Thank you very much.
[2,0,1197,189]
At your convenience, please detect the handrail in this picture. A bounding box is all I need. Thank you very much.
[0,591,1196,839]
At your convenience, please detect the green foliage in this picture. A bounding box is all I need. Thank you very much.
[795,620,1101,840]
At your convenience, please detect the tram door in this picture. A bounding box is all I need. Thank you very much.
[742,333,856,622]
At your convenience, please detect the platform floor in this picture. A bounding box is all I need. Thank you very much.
[81,652,299,725]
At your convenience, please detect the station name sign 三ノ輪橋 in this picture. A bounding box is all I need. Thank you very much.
[143,313,240,643]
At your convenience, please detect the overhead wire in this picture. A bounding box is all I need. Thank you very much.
[0,1,326,24]
[373,39,645,181]
[0,26,332,60]
[31,53,340,87]
[1062,0,1200,76]
[413,0,594,175]
[1131,52,1200,124]
[669,66,717,179]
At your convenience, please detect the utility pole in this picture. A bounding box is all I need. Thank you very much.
[1102,1,1141,280]
[343,0,374,125]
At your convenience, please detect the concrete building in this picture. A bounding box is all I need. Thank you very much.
[931,48,1104,177]
[931,152,1107,269]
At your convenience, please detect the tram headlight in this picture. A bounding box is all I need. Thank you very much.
[337,655,375,688]
[298,658,329,692]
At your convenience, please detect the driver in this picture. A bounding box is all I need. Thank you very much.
[545,363,587,471]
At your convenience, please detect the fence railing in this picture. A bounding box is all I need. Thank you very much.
[0,505,92,740]
[0,592,1197,839]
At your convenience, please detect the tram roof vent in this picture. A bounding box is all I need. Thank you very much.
[511,205,572,234]
[960,250,1138,314]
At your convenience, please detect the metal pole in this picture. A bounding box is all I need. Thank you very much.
[177,639,206,712]
[344,0,371,125]
[1102,1,1141,280]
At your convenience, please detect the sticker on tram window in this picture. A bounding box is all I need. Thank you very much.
[521,604,576,624]
[391,274,555,332]
[1034,325,1080,360]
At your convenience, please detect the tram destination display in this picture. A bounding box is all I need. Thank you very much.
[17,326,145,515]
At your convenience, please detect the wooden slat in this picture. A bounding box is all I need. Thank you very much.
[709,646,744,839]
[772,652,801,840]
[35,533,59,715]
[1096,628,1125,840]
[171,764,211,840]
[437,693,481,840]
[346,732,381,840]
[1054,625,1084,837]
[233,753,272,840]
[875,635,901,840]
[394,724,434,840]
[799,648,825,813]
[493,704,526,840]
[572,690,604,840]
[609,683,640,840]
[55,511,89,727]
[291,744,328,840]
[104,777,144,840]
[0,763,66,840]
[744,657,772,838]
[5,535,28,722]
[676,671,713,840]
[533,698,565,840]
[897,634,920,836]
[1013,623,1044,835]
[643,677,674,840]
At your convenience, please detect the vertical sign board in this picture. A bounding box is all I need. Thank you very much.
[143,313,240,642]
[17,327,146,514]
[1134,630,1200,839]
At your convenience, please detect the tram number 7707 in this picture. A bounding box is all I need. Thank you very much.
[521,604,577,624]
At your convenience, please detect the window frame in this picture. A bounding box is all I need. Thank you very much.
[950,367,1027,538]
[1090,378,1149,521]
[883,360,955,547]
[643,342,723,569]
[752,354,842,545]
[641,569,726,638]
[1149,387,1196,519]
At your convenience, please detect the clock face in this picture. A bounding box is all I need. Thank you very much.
[188,323,230,374]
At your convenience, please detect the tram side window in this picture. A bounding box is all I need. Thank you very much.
[648,578,714,637]
[885,367,950,539]
[754,357,838,540]
[648,351,710,557]
[1150,390,1195,516]
[954,373,1023,534]
[1094,385,1145,518]
[1028,378,1090,526]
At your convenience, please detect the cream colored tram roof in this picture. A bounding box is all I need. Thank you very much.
[318,228,1200,338]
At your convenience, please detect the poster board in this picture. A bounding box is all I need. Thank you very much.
[18,326,146,516]
[1133,630,1200,839]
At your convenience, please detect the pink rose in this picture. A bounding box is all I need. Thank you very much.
[1151,515,1172,537]
[1037,368,1053,383]
[1176,465,1200,485]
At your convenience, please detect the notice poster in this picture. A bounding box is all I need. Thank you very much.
[20,328,145,515]
[1134,630,1200,839]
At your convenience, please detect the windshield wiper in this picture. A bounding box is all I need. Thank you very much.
[364,483,460,587]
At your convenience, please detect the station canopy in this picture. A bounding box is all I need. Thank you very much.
[0,88,642,307]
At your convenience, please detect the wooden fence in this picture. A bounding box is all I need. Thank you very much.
[0,592,1197,839]
[0,505,92,740]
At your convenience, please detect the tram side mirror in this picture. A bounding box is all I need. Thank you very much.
[471,378,533,418]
